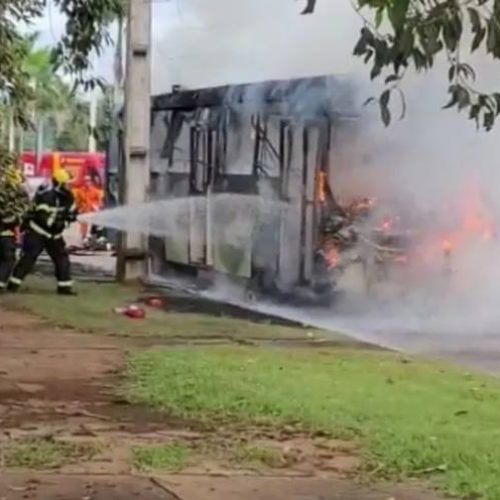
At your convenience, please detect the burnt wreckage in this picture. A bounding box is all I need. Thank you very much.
[148,75,360,304]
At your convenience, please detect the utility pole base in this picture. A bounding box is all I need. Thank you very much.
[116,246,148,282]
[116,0,152,282]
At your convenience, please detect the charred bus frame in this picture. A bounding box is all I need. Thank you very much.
[147,75,359,298]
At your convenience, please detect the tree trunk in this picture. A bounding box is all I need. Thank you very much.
[89,92,97,152]
[18,127,24,154]
[8,109,15,153]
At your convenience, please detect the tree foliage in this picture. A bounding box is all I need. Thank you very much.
[55,100,90,151]
[0,0,122,129]
[22,34,71,114]
[302,0,500,131]
[55,86,115,152]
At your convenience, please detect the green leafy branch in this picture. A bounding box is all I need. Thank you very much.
[302,0,500,131]
[0,0,123,129]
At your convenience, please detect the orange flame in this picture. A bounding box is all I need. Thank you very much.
[321,237,340,269]
[459,183,494,241]
[441,238,454,256]
[381,217,392,232]
[324,247,340,269]
[422,182,494,264]
[316,171,327,204]
[393,254,409,264]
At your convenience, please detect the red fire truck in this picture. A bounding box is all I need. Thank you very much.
[21,151,105,189]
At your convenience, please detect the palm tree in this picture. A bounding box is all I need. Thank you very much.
[19,33,72,157]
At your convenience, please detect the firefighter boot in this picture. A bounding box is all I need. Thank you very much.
[6,281,19,293]
[57,286,77,296]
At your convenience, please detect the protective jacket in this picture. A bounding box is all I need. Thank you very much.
[25,184,78,238]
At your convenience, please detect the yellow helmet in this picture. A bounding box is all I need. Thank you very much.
[53,168,71,185]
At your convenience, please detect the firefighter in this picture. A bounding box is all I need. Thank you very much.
[73,174,104,245]
[8,168,78,295]
[0,159,30,292]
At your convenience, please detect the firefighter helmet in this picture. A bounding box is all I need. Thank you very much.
[53,169,71,185]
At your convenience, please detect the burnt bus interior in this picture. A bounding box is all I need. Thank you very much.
[148,75,359,301]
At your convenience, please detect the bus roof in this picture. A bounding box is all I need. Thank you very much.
[152,75,360,120]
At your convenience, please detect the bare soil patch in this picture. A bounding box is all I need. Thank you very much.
[0,473,177,500]
[0,308,443,500]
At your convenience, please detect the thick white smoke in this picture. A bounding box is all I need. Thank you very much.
[151,0,363,93]
[147,1,500,362]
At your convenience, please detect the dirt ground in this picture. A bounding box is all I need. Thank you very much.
[0,308,444,500]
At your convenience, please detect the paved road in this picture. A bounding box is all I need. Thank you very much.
[191,283,500,375]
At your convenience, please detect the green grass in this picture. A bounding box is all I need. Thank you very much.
[132,443,190,472]
[1,438,98,469]
[231,445,286,469]
[128,346,500,499]
[132,441,286,472]
[0,276,315,340]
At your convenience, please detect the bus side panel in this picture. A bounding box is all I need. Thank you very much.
[211,113,254,278]
[278,124,304,290]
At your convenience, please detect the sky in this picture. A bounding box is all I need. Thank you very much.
[33,0,366,95]
[31,0,499,127]
[151,0,365,93]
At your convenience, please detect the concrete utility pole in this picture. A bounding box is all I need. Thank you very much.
[116,0,152,281]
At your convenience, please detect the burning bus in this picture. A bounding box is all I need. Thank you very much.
[104,74,500,305]
[146,75,365,303]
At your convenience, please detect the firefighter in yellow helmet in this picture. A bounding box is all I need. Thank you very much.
[8,168,78,295]
[0,154,30,292]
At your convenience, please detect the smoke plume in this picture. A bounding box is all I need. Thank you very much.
[151,0,363,93]
[146,1,500,365]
